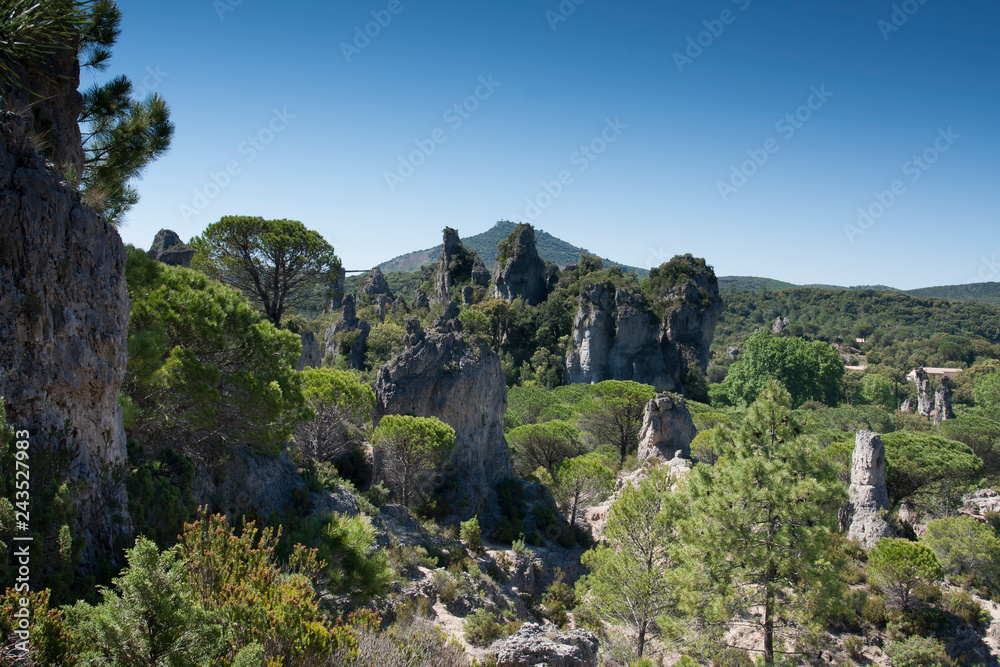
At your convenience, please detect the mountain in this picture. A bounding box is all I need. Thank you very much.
[719,275,1000,307]
[377,220,648,276]
[907,282,1000,307]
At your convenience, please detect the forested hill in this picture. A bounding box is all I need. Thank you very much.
[720,276,1000,307]
[715,287,1000,352]
[907,282,1000,307]
[377,220,647,275]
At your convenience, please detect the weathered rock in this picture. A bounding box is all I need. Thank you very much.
[411,290,430,310]
[637,393,697,461]
[915,368,933,418]
[296,331,321,370]
[356,267,393,305]
[727,345,740,359]
[147,229,194,267]
[471,256,491,288]
[433,227,479,304]
[566,284,673,391]
[0,100,129,557]
[461,285,475,306]
[374,294,388,321]
[900,399,912,413]
[772,316,790,334]
[323,296,370,369]
[962,489,1000,519]
[934,376,954,426]
[193,447,304,519]
[374,321,513,520]
[492,224,549,306]
[491,622,599,667]
[325,267,346,313]
[842,430,894,549]
[658,265,723,390]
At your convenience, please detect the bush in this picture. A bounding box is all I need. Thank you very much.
[884,635,956,667]
[460,517,483,554]
[942,589,990,630]
[867,538,943,611]
[843,635,864,662]
[463,609,507,647]
[923,515,1000,593]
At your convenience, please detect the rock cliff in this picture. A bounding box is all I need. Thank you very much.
[934,376,954,426]
[374,318,514,520]
[491,224,549,306]
[296,332,321,370]
[0,99,129,555]
[637,392,697,461]
[842,430,894,549]
[658,264,723,388]
[356,266,393,306]
[433,227,481,304]
[915,368,933,418]
[147,229,194,268]
[323,296,370,369]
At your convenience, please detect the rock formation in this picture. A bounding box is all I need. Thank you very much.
[432,227,481,304]
[147,229,195,268]
[461,285,475,306]
[491,622,599,667]
[658,264,723,387]
[325,267,346,313]
[374,318,513,520]
[934,376,954,426]
[637,393,698,461]
[915,368,933,418]
[842,430,894,549]
[772,316,790,335]
[900,399,912,413]
[565,284,674,390]
[323,296,370,369]
[0,99,129,555]
[296,332,321,370]
[411,290,430,310]
[471,256,491,288]
[356,267,393,306]
[491,224,549,306]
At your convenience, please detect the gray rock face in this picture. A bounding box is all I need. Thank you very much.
[374,320,513,519]
[659,273,723,388]
[491,622,599,667]
[637,393,697,461]
[325,267,346,313]
[296,332,321,370]
[147,229,194,268]
[900,399,912,413]
[0,101,129,555]
[934,376,954,426]
[192,447,304,518]
[492,224,549,306]
[915,368,933,418]
[471,256,491,288]
[565,284,673,391]
[356,267,393,305]
[843,430,894,549]
[433,227,480,304]
[323,296,370,369]
[461,285,475,306]
[772,316,790,334]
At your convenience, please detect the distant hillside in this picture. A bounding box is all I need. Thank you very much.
[906,282,1000,307]
[377,220,648,276]
[718,276,797,292]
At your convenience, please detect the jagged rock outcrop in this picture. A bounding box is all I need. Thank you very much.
[356,267,393,305]
[915,368,933,418]
[325,267,346,313]
[432,227,481,304]
[565,284,673,390]
[900,399,912,413]
[323,296,370,369]
[471,256,490,288]
[727,345,739,359]
[657,263,723,388]
[411,290,430,310]
[842,430,894,549]
[491,622,599,667]
[296,332,321,370]
[934,376,954,426]
[461,285,475,306]
[193,448,305,518]
[637,393,697,461]
[491,224,549,306]
[374,318,513,520]
[147,229,194,267]
[0,100,129,555]
[772,316,790,334]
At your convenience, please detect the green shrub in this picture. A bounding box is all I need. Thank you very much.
[867,538,943,611]
[460,517,483,554]
[843,635,864,662]
[884,635,956,667]
[923,515,1000,593]
[463,609,507,647]
[942,589,990,630]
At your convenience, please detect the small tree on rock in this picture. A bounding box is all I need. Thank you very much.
[578,380,656,464]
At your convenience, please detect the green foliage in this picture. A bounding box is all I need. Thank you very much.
[680,381,846,665]
[123,247,308,456]
[938,407,1000,479]
[577,466,682,660]
[867,538,943,612]
[577,380,656,464]
[294,512,391,602]
[861,372,898,408]
[68,537,222,666]
[880,431,982,510]
[922,515,1000,593]
[0,588,81,666]
[884,635,957,667]
[295,368,374,474]
[460,517,483,554]
[974,370,1000,409]
[723,331,845,407]
[463,609,511,647]
[191,216,340,325]
[372,415,455,507]
[553,453,615,528]
[492,478,526,544]
[125,442,195,548]
[366,322,406,370]
[538,569,576,627]
[507,420,584,477]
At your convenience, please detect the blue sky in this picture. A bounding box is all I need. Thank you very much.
[107,0,999,289]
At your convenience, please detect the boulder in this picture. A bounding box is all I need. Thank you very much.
[323,296,370,369]
[491,622,599,667]
[0,99,129,557]
[934,376,954,426]
[147,229,195,267]
[356,267,393,305]
[637,393,697,461]
[471,256,491,288]
[296,331,321,370]
[842,430,894,549]
[492,224,549,306]
[915,368,933,418]
[374,319,513,519]
[899,399,912,413]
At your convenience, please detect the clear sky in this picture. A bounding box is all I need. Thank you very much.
[106,0,999,289]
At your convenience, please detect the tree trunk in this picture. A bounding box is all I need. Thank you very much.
[637,618,647,658]
[763,584,774,665]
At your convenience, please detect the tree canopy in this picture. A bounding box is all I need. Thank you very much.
[881,431,983,510]
[577,380,656,464]
[191,216,340,325]
[372,415,455,507]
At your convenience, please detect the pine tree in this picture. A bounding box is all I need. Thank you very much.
[679,380,846,665]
